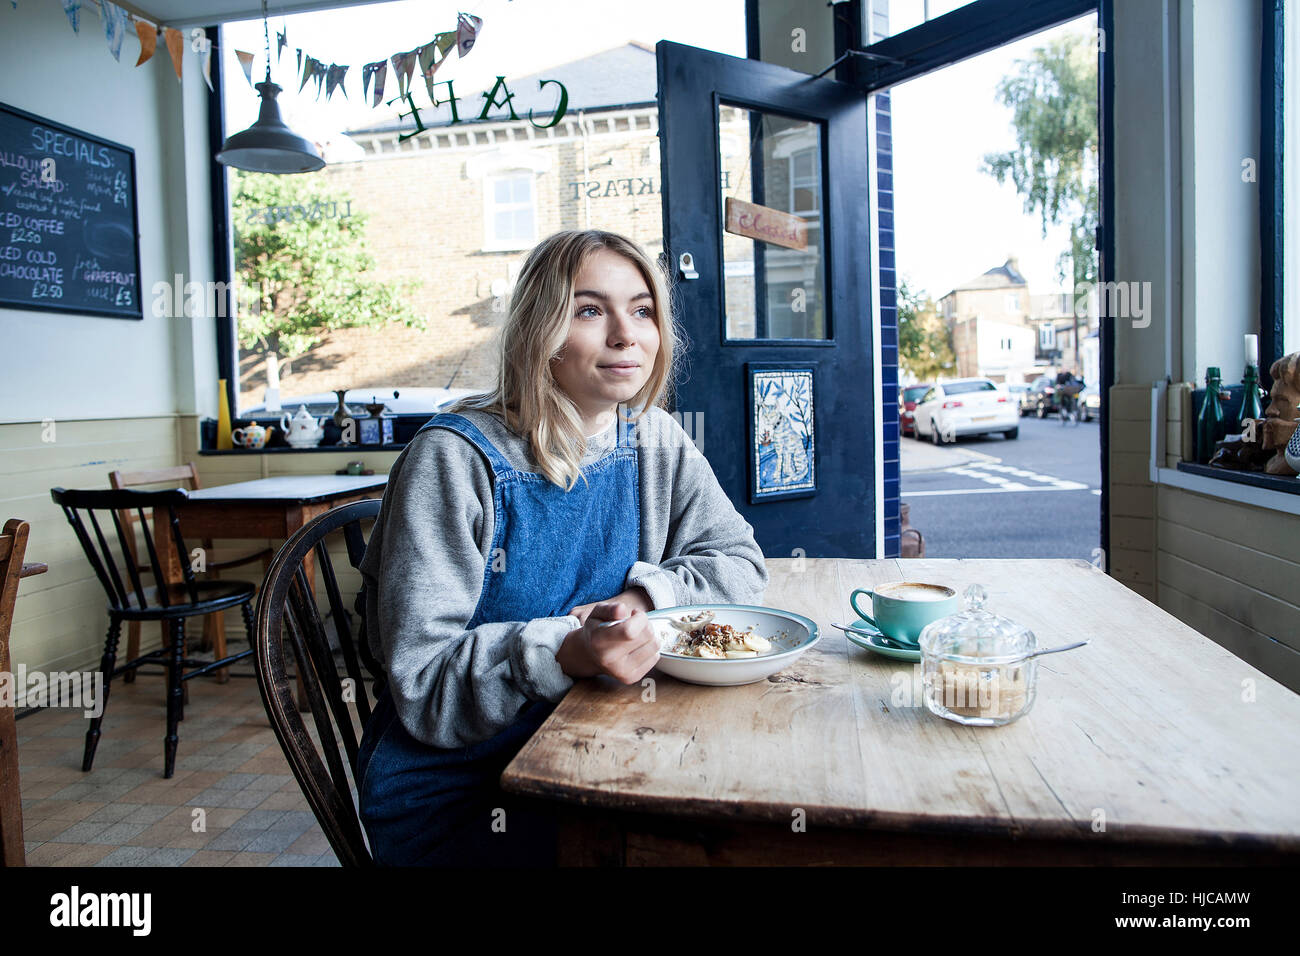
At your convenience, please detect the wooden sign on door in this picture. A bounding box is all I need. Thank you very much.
[724,197,808,251]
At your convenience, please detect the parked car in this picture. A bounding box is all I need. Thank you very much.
[913,378,1019,443]
[1027,374,1061,418]
[241,386,476,417]
[1081,382,1101,422]
[898,383,932,438]
[1005,382,1032,416]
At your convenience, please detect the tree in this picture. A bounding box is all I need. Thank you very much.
[898,278,955,382]
[232,171,424,387]
[982,31,1098,350]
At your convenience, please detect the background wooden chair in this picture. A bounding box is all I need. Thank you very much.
[109,463,272,683]
[1,518,43,867]
[51,487,258,778]
[253,498,383,868]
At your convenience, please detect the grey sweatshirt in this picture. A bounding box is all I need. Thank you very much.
[359,405,769,748]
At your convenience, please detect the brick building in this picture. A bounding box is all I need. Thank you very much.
[237,43,760,404]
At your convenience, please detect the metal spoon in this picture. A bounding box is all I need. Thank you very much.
[1009,639,1090,663]
[830,621,912,649]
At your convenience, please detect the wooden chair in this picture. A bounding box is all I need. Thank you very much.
[110,464,272,684]
[1,519,43,867]
[51,487,258,778]
[254,498,383,868]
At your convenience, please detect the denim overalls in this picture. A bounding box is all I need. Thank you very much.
[356,411,641,866]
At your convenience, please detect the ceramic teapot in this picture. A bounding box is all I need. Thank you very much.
[231,423,272,449]
[280,405,326,448]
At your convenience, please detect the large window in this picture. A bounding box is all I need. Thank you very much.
[218,0,745,416]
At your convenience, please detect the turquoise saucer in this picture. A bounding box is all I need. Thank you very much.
[843,620,922,663]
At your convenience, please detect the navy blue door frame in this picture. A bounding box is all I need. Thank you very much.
[737,0,1111,566]
[657,41,875,559]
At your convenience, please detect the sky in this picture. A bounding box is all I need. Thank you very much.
[221,0,1095,305]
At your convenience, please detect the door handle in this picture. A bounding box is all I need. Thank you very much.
[677,252,699,281]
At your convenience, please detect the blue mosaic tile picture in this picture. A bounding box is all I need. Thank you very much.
[749,367,816,501]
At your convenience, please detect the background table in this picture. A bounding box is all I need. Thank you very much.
[158,475,387,702]
[502,558,1300,865]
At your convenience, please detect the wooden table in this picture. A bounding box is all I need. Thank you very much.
[502,558,1300,865]
[159,475,386,699]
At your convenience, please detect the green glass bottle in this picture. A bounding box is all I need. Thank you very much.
[1235,335,1264,436]
[1196,367,1227,464]
[1236,362,1263,434]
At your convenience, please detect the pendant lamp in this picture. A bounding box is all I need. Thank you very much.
[216,1,324,174]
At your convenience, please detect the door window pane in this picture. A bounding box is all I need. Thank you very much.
[720,104,828,340]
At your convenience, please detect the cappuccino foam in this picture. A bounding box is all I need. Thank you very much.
[877,582,953,602]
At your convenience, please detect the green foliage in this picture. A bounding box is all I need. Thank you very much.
[982,32,1099,290]
[897,278,955,382]
[232,171,424,360]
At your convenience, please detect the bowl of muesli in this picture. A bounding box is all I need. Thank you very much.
[647,604,819,686]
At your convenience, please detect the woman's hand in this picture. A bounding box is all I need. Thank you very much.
[556,599,660,684]
[568,586,653,626]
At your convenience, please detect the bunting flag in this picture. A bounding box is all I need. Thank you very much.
[236,50,256,87]
[299,56,327,98]
[276,29,287,62]
[62,0,81,33]
[98,0,128,61]
[361,60,387,107]
[200,34,214,92]
[325,63,348,100]
[296,47,302,73]
[133,20,156,66]
[389,48,417,96]
[164,27,184,80]
[456,12,482,57]
[435,30,457,57]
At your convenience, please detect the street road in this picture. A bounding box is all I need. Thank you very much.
[901,415,1102,560]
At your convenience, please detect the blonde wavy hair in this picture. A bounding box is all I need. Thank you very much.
[446,230,679,490]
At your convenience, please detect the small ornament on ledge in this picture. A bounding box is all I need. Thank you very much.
[1262,351,1300,477]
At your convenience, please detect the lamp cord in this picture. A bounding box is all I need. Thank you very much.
[262,0,272,83]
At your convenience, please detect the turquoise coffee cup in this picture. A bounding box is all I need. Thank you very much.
[849,582,959,645]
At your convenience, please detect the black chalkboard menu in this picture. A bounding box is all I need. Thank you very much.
[0,101,142,319]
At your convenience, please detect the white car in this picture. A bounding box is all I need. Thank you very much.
[913,378,1020,444]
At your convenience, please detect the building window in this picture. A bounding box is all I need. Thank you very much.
[484,172,536,251]
[1005,293,1019,313]
[1039,323,1056,350]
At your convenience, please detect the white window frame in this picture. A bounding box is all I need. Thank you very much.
[482,171,537,253]
[1040,323,1057,350]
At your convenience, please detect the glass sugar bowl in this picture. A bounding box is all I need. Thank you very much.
[918,584,1038,727]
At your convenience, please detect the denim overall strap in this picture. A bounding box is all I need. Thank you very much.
[416,413,515,479]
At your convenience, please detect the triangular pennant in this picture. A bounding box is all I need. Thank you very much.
[296,47,302,73]
[435,31,456,57]
[201,42,214,92]
[164,27,184,80]
[62,0,81,33]
[236,50,256,87]
[389,49,417,96]
[456,12,482,57]
[98,0,128,61]
[362,60,387,107]
[277,30,287,62]
[133,19,155,66]
[299,54,313,93]
[325,63,348,100]
[311,58,327,99]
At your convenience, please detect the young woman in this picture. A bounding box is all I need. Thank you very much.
[355,229,769,866]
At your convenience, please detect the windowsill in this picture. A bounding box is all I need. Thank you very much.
[199,444,405,456]
[1156,463,1300,515]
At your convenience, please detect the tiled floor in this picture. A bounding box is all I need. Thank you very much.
[16,665,340,867]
